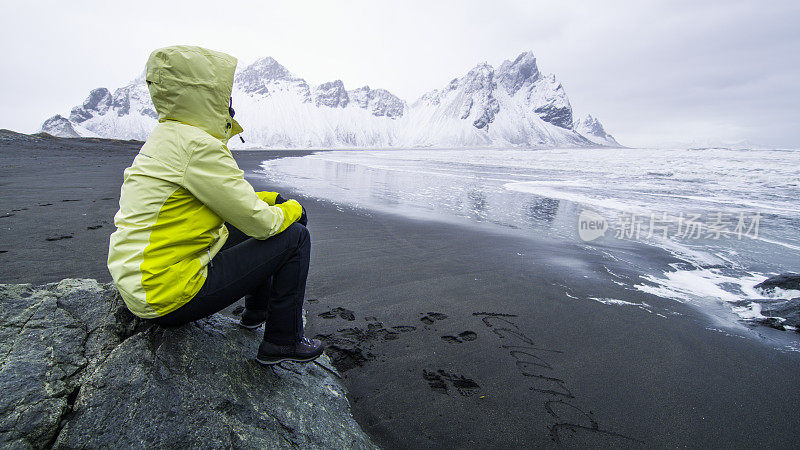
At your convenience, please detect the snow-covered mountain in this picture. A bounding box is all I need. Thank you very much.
[573,114,620,146]
[228,57,406,147]
[41,51,620,148]
[401,52,596,147]
[47,77,158,141]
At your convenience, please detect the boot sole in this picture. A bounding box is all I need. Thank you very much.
[256,351,324,365]
[238,320,265,330]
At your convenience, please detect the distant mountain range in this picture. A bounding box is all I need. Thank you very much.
[41,51,620,148]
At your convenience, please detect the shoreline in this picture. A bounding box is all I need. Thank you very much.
[3,136,800,447]
[245,164,800,447]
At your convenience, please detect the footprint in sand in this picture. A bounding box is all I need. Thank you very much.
[420,312,448,325]
[422,369,480,396]
[46,235,73,241]
[441,331,477,343]
[318,307,356,321]
[315,339,374,373]
[315,319,417,372]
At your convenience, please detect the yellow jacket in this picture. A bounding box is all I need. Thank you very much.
[107,46,302,319]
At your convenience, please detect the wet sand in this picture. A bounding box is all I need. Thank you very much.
[2,133,800,448]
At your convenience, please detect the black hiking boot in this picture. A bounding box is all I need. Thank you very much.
[256,336,324,365]
[239,308,266,329]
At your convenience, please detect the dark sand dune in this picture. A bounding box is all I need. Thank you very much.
[2,133,800,448]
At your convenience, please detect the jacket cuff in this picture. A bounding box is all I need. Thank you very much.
[275,200,303,233]
[256,191,280,206]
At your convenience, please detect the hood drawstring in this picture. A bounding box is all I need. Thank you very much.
[229,97,245,143]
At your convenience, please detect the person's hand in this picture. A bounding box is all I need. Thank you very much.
[299,206,308,227]
[274,193,306,225]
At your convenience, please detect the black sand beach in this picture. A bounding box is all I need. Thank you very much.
[2,133,800,448]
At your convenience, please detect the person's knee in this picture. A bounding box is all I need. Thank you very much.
[286,222,310,248]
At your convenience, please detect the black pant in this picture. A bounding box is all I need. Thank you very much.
[150,222,311,345]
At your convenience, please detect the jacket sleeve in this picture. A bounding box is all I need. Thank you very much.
[182,140,303,239]
[256,191,281,205]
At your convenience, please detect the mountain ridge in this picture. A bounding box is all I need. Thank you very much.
[42,51,620,148]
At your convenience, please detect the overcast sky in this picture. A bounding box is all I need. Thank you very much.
[1,0,798,147]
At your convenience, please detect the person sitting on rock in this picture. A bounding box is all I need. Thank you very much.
[107,45,324,365]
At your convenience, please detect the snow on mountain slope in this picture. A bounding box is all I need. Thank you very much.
[42,51,620,148]
[497,51,573,129]
[403,52,592,147]
[230,57,405,147]
[574,114,621,146]
[50,77,159,141]
[40,114,99,138]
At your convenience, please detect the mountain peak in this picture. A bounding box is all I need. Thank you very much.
[575,114,605,134]
[348,85,405,118]
[497,51,541,95]
[314,80,349,108]
[40,50,617,148]
[69,88,112,123]
[509,50,537,67]
[462,63,496,90]
[574,114,620,146]
[234,57,297,94]
[245,57,293,78]
[41,115,80,138]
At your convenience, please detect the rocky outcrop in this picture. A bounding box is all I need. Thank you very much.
[732,297,800,332]
[730,274,800,332]
[234,57,312,101]
[497,51,573,129]
[69,88,112,123]
[574,114,621,147]
[347,86,405,119]
[0,279,376,449]
[314,80,350,108]
[754,274,800,294]
[40,115,81,138]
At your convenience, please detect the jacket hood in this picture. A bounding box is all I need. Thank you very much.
[145,45,243,143]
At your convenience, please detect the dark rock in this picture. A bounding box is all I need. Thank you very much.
[460,64,500,130]
[348,86,405,118]
[315,80,350,108]
[497,52,573,129]
[233,57,313,103]
[496,51,540,96]
[0,279,376,449]
[754,274,800,293]
[235,57,295,94]
[756,298,800,330]
[69,88,112,123]
[732,297,800,332]
[534,106,571,129]
[142,107,158,120]
[473,96,499,130]
[112,86,132,116]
